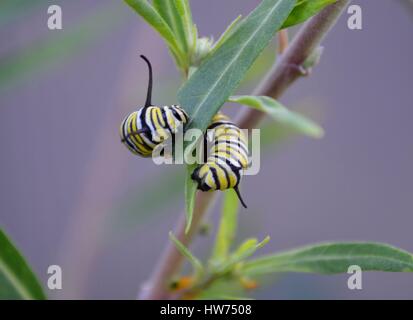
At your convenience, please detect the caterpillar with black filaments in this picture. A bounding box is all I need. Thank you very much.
[191,113,249,208]
[120,55,189,157]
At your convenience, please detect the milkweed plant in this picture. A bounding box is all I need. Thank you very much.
[0,0,412,300]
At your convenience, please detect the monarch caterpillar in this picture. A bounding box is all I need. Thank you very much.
[191,113,249,208]
[120,55,189,157]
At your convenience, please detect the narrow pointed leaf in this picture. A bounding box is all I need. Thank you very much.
[282,0,338,29]
[229,95,324,138]
[169,232,203,275]
[153,0,188,53]
[184,164,198,233]
[218,236,270,273]
[232,236,270,264]
[124,0,183,65]
[175,0,196,51]
[0,229,46,300]
[152,0,174,27]
[178,0,296,134]
[242,242,413,276]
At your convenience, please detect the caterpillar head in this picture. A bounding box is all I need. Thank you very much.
[191,165,211,192]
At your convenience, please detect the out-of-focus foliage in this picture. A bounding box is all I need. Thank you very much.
[0,229,46,300]
[0,3,124,93]
[113,169,185,229]
[0,0,48,27]
[167,190,270,299]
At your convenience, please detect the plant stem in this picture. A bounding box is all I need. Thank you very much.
[138,0,350,300]
[277,29,289,55]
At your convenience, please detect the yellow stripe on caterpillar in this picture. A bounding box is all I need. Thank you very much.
[191,112,249,208]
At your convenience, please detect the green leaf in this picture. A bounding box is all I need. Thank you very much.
[282,0,337,29]
[232,237,271,263]
[210,15,243,54]
[152,0,191,54]
[178,0,296,134]
[169,232,204,276]
[242,242,413,276]
[152,0,173,26]
[175,0,196,52]
[212,190,240,262]
[238,41,277,89]
[259,100,324,149]
[124,0,184,67]
[0,229,46,300]
[184,164,198,233]
[218,236,270,273]
[229,95,324,138]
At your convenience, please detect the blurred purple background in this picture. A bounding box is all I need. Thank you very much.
[0,0,412,299]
